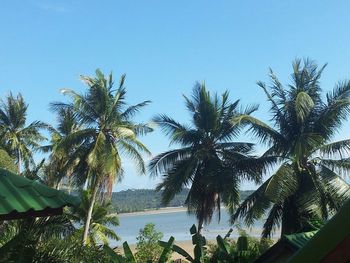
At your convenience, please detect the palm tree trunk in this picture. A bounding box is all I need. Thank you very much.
[17,150,21,174]
[281,197,299,236]
[68,169,74,194]
[198,217,204,235]
[82,185,98,245]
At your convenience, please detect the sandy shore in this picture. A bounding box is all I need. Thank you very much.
[117,206,188,217]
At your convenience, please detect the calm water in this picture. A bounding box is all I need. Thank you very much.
[111,209,272,246]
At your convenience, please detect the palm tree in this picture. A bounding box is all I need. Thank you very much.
[232,59,350,238]
[51,69,152,244]
[43,108,82,190]
[0,93,48,172]
[67,190,120,246]
[149,83,274,233]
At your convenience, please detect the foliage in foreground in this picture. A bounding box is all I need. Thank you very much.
[207,229,273,263]
[0,216,74,262]
[104,237,174,263]
[135,223,164,262]
[105,224,272,263]
[66,190,120,246]
[160,224,272,263]
[0,216,118,263]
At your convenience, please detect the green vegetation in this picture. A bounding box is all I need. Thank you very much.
[106,236,175,263]
[0,58,349,262]
[0,216,75,262]
[231,60,350,237]
[50,70,152,244]
[43,107,81,189]
[135,223,165,262]
[111,189,254,213]
[67,190,120,245]
[0,93,49,172]
[0,148,17,173]
[207,229,274,262]
[157,224,272,263]
[103,224,271,263]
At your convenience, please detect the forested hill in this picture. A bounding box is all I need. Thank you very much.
[111,189,254,213]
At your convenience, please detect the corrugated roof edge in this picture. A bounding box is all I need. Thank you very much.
[0,168,80,210]
[288,198,350,263]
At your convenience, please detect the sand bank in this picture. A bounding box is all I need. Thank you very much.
[118,206,188,217]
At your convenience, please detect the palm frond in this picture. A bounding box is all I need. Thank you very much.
[148,147,192,176]
[232,115,284,146]
[264,163,297,202]
[294,91,314,123]
[156,157,197,205]
[262,203,283,238]
[320,158,350,177]
[231,180,271,226]
[152,114,196,145]
[121,101,151,119]
[317,139,350,157]
[119,140,147,174]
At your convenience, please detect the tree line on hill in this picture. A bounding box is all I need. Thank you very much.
[111,189,255,213]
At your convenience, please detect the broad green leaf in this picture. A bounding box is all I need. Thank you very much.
[171,243,194,261]
[158,236,174,263]
[216,235,230,255]
[122,241,136,263]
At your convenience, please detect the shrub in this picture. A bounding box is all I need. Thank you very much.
[135,223,164,262]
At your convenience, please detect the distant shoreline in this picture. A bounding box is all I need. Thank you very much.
[117,206,187,217]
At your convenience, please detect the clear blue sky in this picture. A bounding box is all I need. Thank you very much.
[1,0,350,191]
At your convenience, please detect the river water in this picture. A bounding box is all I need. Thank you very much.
[111,209,275,246]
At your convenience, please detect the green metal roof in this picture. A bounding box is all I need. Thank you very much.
[283,231,317,249]
[288,198,350,263]
[0,168,79,219]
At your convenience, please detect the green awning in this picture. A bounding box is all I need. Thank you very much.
[254,231,317,263]
[288,198,350,263]
[0,168,79,220]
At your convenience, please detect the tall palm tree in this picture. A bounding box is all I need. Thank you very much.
[149,83,274,233]
[0,93,48,172]
[67,190,120,246]
[232,59,350,237]
[43,108,82,190]
[51,69,152,244]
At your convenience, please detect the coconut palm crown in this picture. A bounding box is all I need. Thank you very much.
[150,83,274,232]
[232,59,350,238]
[0,93,48,172]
